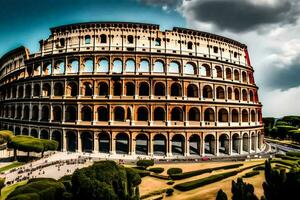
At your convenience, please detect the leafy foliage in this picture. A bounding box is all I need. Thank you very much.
[216,189,228,200]
[0,130,13,144]
[136,159,154,169]
[232,178,258,200]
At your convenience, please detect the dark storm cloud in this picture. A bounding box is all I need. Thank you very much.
[267,58,300,90]
[184,0,300,32]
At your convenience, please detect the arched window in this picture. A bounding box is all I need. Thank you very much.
[16,106,22,119]
[154,82,165,96]
[113,82,122,96]
[70,60,79,73]
[125,59,135,73]
[98,107,108,121]
[139,82,149,96]
[83,82,93,96]
[54,82,64,96]
[242,109,249,122]
[242,71,247,83]
[218,109,228,122]
[242,89,248,101]
[226,68,232,79]
[203,85,213,98]
[234,89,240,100]
[187,41,193,50]
[41,106,49,121]
[53,106,62,122]
[153,60,164,73]
[25,85,31,98]
[189,107,200,121]
[251,110,256,122]
[114,107,125,121]
[184,63,196,75]
[139,60,149,72]
[81,106,92,121]
[112,59,122,73]
[126,82,135,96]
[23,106,29,120]
[171,83,182,96]
[227,87,232,99]
[154,107,165,121]
[43,62,52,75]
[137,107,148,121]
[215,66,222,78]
[100,34,107,43]
[18,86,24,98]
[98,58,109,73]
[204,108,215,122]
[65,106,77,122]
[33,84,40,96]
[187,84,198,97]
[232,109,239,122]
[85,35,91,44]
[99,82,109,96]
[127,107,132,120]
[234,70,240,81]
[169,61,180,73]
[55,60,65,74]
[67,82,77,97]
[250,90,254,102]
[83,59,93,73]
[216,87,225,99]
[201,64,211,77]
[127,35,134,44]
[171,107,183,121]
[155,38,161,46]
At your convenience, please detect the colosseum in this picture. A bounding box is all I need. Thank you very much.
[0,22,264,158]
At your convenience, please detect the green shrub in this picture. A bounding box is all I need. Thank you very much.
[253,166,265,171]
[149,173,169,180]
[271,159,298,167]
[165,188,174,196]
[242,171,259,178]
[148,167,164,174]
[174,171,239,191]
[286,151,300,158]
[166,180,174,185]
[133,168,150,177]
[0,130,13,144]
[167,168,182,176]
[136,159,154,169]
[0,178,5,192]
[216,189,228,200]
[7,193,40,200]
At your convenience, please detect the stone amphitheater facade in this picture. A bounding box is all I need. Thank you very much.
[0,22,264,157]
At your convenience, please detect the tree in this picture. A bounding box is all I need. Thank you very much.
[136,159,154,170]
[231,178,258,200]
[0,130,13,144]
[216,189,227,200]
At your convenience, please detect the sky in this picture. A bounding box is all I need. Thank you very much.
[0,0,299,117]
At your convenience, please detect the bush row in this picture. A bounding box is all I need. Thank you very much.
[286,151,300,158]
[149,173,169,180]
[148,167,164,174]
[271,159,298,167]
[242,171,260,178]
[253,166,265,171]
[136,159,154,169]
[167,168,182,176]
[275,154,300,161]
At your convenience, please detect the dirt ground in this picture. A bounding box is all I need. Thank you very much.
[140,159,266,200]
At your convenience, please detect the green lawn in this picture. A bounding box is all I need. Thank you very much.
[1,180,27,200]
[0,162,24,173]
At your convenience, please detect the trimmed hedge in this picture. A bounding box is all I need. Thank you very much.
[174,170,239,191]
[148,167,164,174]
[167,168,182,176]
[165,188,174,196]
[271,159,298,167]
[253,166,265,171]
[286,151,300,158]
[136,159,154,169]
[242,171,260,178]
[149,173,169,180]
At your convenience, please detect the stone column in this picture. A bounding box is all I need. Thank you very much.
[148,133,153,156]
[110,132,116,154]
[167,133,172,157]
[77,132,82,152]
[185,135,190,156]
[63,130,67,152]
[215,135,219,156]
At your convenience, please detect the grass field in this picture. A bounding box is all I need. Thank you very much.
[0,180,27,200]
[0,162,24,173]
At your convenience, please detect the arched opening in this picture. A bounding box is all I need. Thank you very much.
[218,109,229,122]
[205,134,215,155]
[136,134,148,155]
[250,90,254,102]
[54,82,64,96]
[234,89,240,100]
[258,132,263,150]
[189,134,200,155]
[171,107,183,121]
[251,110,256,122]
[154,82,165,96]
[251,133,257,151]
[18,86,24,98]
[154,107,165,121]
[83,59,93,73]
[184,63,196,75]
[54,60,65,74]
[43,63,52,75]
[226,68,232,79]
[53,106,62,122]
[52,131,62,151]
[139,60,149,72]
[153,60,164,73]
[112,59,123,73]
[83,82,93,96]
[155,38,161,46]
[201,64,211,77]
[169,61,180,73]
[81,106,92,121]
[171,83,182,96]
[33,84,40,96]
[113,82,122,96]
[97,107,108,121]
[99,82,109,96]
[232,134,240,154]
[85,35,91,44]
[216,87,225,99]
[242,71,247,83]
[242,133,249,152]
[23,106,29,120]
[204,108,215,122]
[227,87,232,99]
[139,82,149,96]
[67,82,77,97]
[100,34,107,43]
[242,109,249,122]
[187,41,193,50]
[172,134,185,156]
[15,127,21,136]
[242,89,248,101]
[232,109,239,122]
[25,85,31,98]
[187,84,198,97]
[40,130,49,139]
[234,70,240,81]
[70,60,79,73]
[81,132,93,152]
[114,107,125,121]
[125,59,135,73]
[127,35,134,44]
[31,129,38,138]
[189,107,200,121]
[42,83,51,97]
[116,133,129,154]
[41,106,49,121]
[219,134,229,155]
[67,131,77,152]
[22,128,29,135]
[31,106,39,121]
[99,132,110,153]
[153,134,166,156]
[215,66,222,78]
[137,107,148,121]
[16,106,22,119]
[203,85,212,98]
[98,58,109,73]
[65,106,77,122]
[126,82,135,96]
